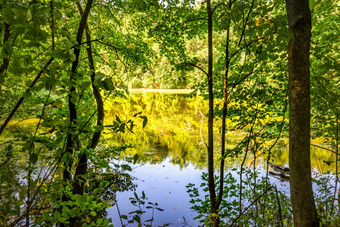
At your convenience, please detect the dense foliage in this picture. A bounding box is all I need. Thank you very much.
[0,0,338,226]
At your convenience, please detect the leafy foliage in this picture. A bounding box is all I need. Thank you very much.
[0,0,339,225]
[187,169,292,226]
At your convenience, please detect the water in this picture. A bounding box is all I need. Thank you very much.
[1,90,337,226]
[108,159,204,226]
[104,90,336,226]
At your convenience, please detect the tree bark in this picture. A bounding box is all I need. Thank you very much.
[206,1,218,226]
[286,0,319,226]
[73,1,104,196]
[63,0,94,183]
[217,6,230,209]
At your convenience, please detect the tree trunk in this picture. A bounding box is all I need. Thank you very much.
[286,0,319,226]
[206,0,218,226]
[73,2,104,196]
[63,0,94,183]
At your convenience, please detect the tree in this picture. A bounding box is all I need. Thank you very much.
[0,0,150,225]
[286,0,319,225]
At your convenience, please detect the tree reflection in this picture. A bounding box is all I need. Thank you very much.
[104,91,336,173]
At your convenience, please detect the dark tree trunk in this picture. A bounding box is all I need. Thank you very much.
[286,0,319,226]
[61,1,94,226]
[217,8,230,209]
[73,2,104,196]
[206,1,218,226]
[63,0,94,184]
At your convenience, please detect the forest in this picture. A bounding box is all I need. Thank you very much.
[0,0,339,226]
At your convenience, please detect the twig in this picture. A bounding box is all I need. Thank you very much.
[184,63,208,76]
[331,113,339,215]
[211,2,227,15]
[311,143,338,155]
[199,110,205,145]
[274,185,284,227]
[237,0,255,46]
[115,197,124,226]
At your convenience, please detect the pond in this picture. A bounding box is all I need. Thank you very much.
[104,90,336,226]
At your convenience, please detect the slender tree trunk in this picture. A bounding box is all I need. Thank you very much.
[206,1,218,226]
[63,0,94,183]
[217,6,231,209]
[73,2,104,196]
[286,0,319,226]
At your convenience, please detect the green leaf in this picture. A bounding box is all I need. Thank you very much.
[63,152,72,164]
[129,121,135,132]
[27,9,31,20]
[96,218,104,224]
[42,212,50,220]
[53,211,61,220]
[30,153,38,164]
[101,78,114,90]
[121,164,132,171]
[0,73,4,85]
[94,73,105,81]
[323,160,334,166]
[53,100,63,108]
[133,111,142,117]
[119,123,126,132]
[50,193,58,203]
[140,116,148,128]
[133,154,139,164]
[133,215,141,223]
[13,8,27,23]
[2,8,14,24]
[93,188,101,194]
[115,115,121,123]
[69,52,76,62]
[2,42,13,57]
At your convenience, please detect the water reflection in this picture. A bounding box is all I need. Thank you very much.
[104,91,336,226]
[105,90,336,173]
[107,159,204,226]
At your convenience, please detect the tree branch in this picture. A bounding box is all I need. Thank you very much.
[0,58,54,137]
[237,0,255,46]
[184,63,208,76]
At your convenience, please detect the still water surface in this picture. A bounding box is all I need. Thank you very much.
[105,90,335,226]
